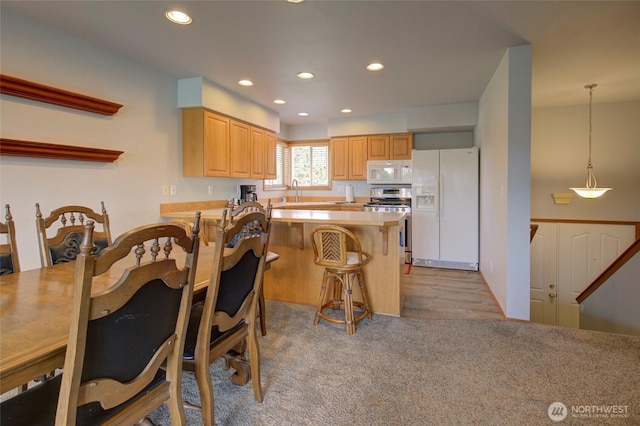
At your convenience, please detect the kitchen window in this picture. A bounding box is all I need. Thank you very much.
[264,140,329,190]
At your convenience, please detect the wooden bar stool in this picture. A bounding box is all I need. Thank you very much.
[310,225,372,334]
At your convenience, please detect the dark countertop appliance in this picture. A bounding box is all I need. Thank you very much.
[240,185,257,203]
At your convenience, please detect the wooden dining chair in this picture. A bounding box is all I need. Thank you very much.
[0,204,20,275]
[227,200,277,335]
[36,202,112,267]
[182,203,272,425]
[0,204,28,393]
[0,213,201,425]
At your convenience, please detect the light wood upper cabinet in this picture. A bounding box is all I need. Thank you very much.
[366,133,413,161]
[330,136,367,180]
[182,107,276,179]
[331,132,413,180]
[367,135,390,160]
[349,136,368,180]
[250,126,265,178]
[182,108,230,177]
[330,137,349,180]
[390,133,413,159]
[265,131,277,179]
[230,120,251,178]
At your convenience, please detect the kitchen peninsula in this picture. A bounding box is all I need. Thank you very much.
[160,201,406,316]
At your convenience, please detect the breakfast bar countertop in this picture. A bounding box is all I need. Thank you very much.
[160,201,406,316]
[161,207,405,227]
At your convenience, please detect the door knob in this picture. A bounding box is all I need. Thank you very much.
[549,292,557,298]
[549,284,555,289]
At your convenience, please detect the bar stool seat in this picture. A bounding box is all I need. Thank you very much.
[310,225,372,334]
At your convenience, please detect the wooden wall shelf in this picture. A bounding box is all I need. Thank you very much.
[0,74,123,116]
[0,138,124,163]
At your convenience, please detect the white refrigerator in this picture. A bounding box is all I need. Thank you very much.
[411,148,478,271]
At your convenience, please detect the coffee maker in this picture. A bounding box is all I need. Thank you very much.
[239,185,258,203]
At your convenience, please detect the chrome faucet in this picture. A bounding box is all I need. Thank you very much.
[291,179,300,202]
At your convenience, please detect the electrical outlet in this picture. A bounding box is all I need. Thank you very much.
[162,185,170,196]
[170,185,177,196]
[208,185,214,195]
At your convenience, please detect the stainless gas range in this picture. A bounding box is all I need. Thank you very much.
[363,186,412,263]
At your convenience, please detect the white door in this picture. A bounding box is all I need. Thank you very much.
[557,223,635,328]
[530,222,558,325]
[439,148,478,264]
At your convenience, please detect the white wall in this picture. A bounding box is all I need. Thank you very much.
[580,249,640,336]
[475,45,532,320]
[289,103,479,140]
[406,102,478,132]
[531,101,640,221]
[413,132,473,150]
[0,11,240,270]
[328,112,407,137]
[178,77,280,133]
[284,122,329,141]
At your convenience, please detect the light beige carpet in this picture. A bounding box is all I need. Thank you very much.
[148,300,640,425]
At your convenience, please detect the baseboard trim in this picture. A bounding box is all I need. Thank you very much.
[479,270,508,320]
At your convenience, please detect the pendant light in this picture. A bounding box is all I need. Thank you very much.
[570,84,612,198]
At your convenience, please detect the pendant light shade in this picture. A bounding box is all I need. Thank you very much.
[570,84,612,198]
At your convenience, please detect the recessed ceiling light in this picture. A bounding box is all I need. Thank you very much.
[341,108,352,114]
[238,80,254,87]
[287,0,305,3]
[273,99,286,105]
[298,112,309,117]
[165,10,192,25]
[366,62,384,71]
[296,71,315,80]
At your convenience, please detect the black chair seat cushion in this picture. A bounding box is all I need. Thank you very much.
[0,371,165,426]
[183,301,245,361]
[0,252,15,275]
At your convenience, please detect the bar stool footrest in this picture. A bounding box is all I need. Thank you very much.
[316,300,370,325]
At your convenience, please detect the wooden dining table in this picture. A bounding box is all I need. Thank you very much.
[0,243,218,394]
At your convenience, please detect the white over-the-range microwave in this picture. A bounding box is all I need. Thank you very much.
[366,160,412,185]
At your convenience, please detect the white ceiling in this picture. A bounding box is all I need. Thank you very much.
[2,1,640,127]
